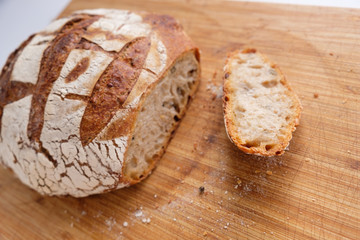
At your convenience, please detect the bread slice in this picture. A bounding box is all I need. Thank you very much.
[223,48,301,156]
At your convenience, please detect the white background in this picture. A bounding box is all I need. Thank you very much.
[0,0,359,67]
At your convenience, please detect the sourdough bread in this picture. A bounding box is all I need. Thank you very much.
[0,9,200,197]
[223,48,301,156]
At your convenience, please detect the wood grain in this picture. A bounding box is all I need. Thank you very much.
[1,1,359,239]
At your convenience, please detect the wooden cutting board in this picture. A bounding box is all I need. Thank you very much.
[1,0,359,239]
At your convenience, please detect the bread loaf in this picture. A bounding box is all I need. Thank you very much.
[0,9,200,197]
[223,49,301,156]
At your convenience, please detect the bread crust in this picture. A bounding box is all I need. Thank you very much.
[0,9,200,197]
[223,48,301,156]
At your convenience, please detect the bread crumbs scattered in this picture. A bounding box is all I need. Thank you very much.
[154,194,157,198]
[305,157,311,162]
[70,222,74,228]
[224,226,228,229]
[224,191,228,195]
[203,231,208,236]
[173,218,177,221]
[255,170,261,174]
[342,99,348,104]
[237,180,242,185]
[313,93,319,98]
[123,221,128,227]
[266,170,273,175]
[142,218,151,224]
[105,217,116,231]
[134,209,143,218]
[81,210,87,216]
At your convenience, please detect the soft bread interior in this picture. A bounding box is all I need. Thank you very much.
[226,52,296,153]
[124,52,199,180]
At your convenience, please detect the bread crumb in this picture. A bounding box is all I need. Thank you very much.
[342,99,348,104]
[312,198,316,202]
[173,218,177,221]
[329,52,334,56]
[255,170,261,174]
[224,225,228,229]
[105,217,116,231]
[154,194,157,198]
[70,222,74,228]
[123,221,128,227]
[203,231,208,236]
[134,209,143,217]
[313,93,319,98]
[305,157,311,162]
[266,170,273,175]
[224,191,228,195]
[237,180,242,185]
[81,210,87,216]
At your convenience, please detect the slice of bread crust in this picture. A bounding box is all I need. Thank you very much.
[223,48,302,156]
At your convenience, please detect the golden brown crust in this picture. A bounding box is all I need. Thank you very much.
[27,15,101,143]
[0,9,200,196]
[0,34,35,135]
[80,37,151,145]
[223,48,302,156]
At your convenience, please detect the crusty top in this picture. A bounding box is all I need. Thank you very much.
[0,9,199,197]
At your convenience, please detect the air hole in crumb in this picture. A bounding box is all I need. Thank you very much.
[265,145,274,151]
[275,151,281,155]
[224,96,229,101]
[250,65,262,69]
[139,175,144,179]
[236,106,246,113]
[187,81,193,89]
[244,141,260,148]
[188,69,197,77]
[173,103,180,113]
[177,87,185,97]
[285,116,290,121]
[174,115,180,122]
[262,80,278,88]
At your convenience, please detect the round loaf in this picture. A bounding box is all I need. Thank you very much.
[0,9,200,197]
